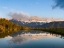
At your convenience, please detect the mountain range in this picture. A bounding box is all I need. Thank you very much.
[1,15,64,28]
[10,16,64,23]
[10,18,64,28]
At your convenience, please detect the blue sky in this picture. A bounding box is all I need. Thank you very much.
[0,0,64,18]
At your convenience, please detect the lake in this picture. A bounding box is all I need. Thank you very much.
[0,30,64,48]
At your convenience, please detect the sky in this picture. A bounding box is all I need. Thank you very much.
[0,0,64,18]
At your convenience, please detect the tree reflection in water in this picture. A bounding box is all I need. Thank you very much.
[6,30,64,45]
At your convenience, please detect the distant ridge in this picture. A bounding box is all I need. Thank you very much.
[10,19,64,28]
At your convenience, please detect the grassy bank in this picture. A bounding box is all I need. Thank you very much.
[42,28,64,35]
[30,28,64,35]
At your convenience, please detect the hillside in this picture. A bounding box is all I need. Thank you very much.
[0,18,24,32]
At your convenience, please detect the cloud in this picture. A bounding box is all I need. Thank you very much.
[53,0,64,9]
[2,6,14,12]
[11,8,14,11]
[8,12,30,21]
[8,11,64,22]
[2,7,8,9]
[9,32,54,45]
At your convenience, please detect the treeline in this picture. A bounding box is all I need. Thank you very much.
[42,28,64,35]
[0,18,20,32]
[0,18,32,33]
[28,27,64,35]
[33,27,64,35]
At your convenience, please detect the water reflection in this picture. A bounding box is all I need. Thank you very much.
[8,30,63,45]
[0,30,64,48]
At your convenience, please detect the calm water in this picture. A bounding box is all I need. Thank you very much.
[0,30,64,48]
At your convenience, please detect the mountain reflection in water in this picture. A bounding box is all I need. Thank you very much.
[0,30,64,48]
[8,30,63,45]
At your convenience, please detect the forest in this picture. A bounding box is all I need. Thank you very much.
[0,18,32,32]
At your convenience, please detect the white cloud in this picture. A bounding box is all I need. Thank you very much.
[2,7,8,9]
[8,12,30,21]
[10,8,14,12]
[9,33,55,45]
[8,11,64,22]
[2,6,14,12]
